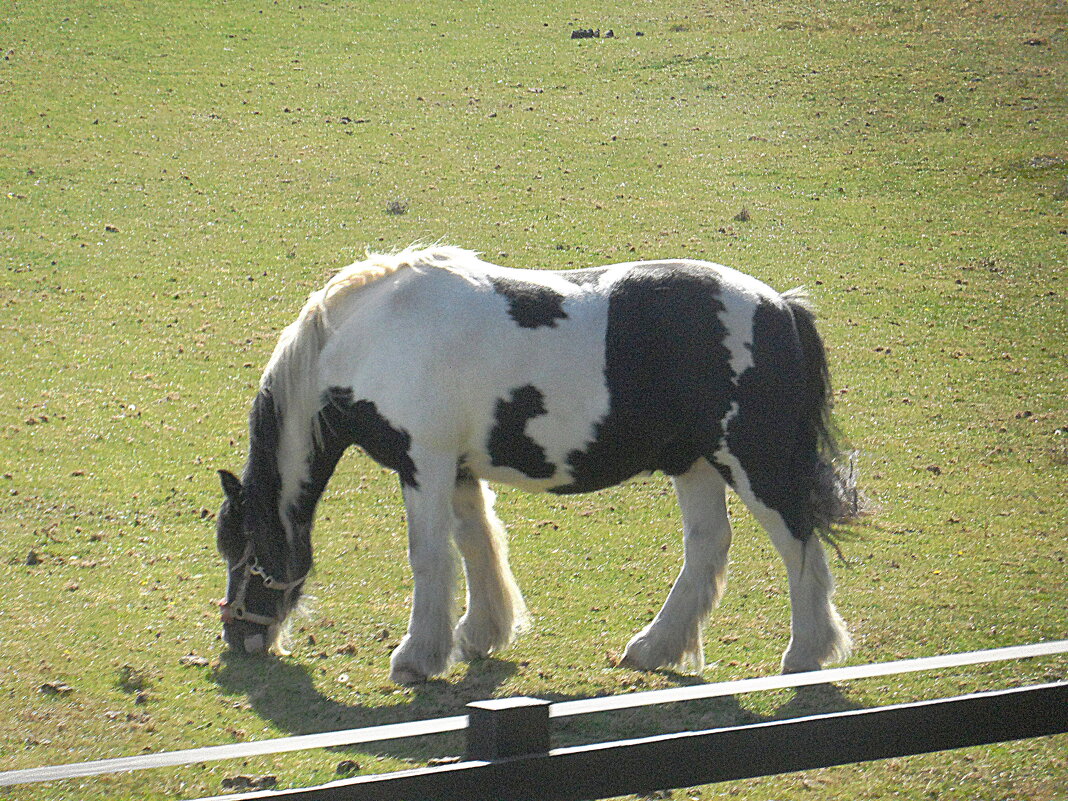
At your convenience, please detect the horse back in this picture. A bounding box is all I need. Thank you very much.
[314,251,803,495]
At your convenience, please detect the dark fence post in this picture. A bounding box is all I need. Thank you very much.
[466,697,550,761]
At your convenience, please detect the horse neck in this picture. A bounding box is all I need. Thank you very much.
[286,423,347,535]
[244,386,348,583]
[235,391,287,573]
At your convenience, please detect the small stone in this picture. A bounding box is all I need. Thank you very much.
[336,759,360,775]
[40,681,73,696]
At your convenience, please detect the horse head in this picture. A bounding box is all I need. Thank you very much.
[215,469,307,655]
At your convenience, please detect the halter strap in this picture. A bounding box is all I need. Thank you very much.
[250,560,307,592]
[231,542,255,570]
[223,543,307,627]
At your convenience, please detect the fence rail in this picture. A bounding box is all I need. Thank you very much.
[2,640,1065,801]
[207,682,1068,801]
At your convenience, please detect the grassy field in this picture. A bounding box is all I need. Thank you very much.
[1,0,1065,798]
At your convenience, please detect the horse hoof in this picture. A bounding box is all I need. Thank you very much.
[451,642,489,663]
[619,639,659,671]
[781,656,821,674]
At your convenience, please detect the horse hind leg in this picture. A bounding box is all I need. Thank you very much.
[774,524,851,673]
[451,475,529,662]
[724,463,851,673]
[621,458,732,673]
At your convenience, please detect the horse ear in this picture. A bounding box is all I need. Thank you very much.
[218,470,244,506]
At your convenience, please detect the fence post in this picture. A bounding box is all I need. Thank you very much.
[466,697,550,761]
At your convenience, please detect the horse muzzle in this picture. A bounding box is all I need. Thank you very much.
[221,616,271,654]
[219,598,276,654]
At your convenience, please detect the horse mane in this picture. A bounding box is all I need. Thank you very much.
[259,246,475,521]
[263,245,475,399]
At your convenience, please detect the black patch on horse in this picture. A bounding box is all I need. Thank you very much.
[554,263,736,494]
[238,389,290,572]
[489,277,568,329]
[722,300,811,539]
[322,388,419,488]
[488,385,556,479]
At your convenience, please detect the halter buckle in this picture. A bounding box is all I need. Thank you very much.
[222,543,306,628]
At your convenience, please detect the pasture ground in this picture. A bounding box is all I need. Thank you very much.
[1,1,1065,799]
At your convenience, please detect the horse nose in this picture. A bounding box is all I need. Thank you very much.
[222,619,266,653]
[222,623,241,650]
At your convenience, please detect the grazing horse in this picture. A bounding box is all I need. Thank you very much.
[216,246,860,683]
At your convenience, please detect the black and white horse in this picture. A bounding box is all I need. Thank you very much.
[216,246,860,683]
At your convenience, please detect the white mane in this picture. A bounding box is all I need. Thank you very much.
[260,246,475,537]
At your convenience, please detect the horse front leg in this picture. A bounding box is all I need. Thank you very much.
[389,451,459,684]
[622,459,732,673]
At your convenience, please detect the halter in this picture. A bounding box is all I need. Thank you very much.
[220,542,306,627]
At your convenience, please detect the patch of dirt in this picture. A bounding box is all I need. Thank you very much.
[221,775,278,791]
[570,28,615,39]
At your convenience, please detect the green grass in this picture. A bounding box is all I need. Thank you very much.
[1,1,1065,799]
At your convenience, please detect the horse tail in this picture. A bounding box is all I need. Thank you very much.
[782,289,866,536]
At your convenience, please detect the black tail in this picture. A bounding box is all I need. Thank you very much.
[783,290,866,535]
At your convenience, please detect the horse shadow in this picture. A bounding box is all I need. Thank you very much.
[211,654,862,766]
[211,652,523,763]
